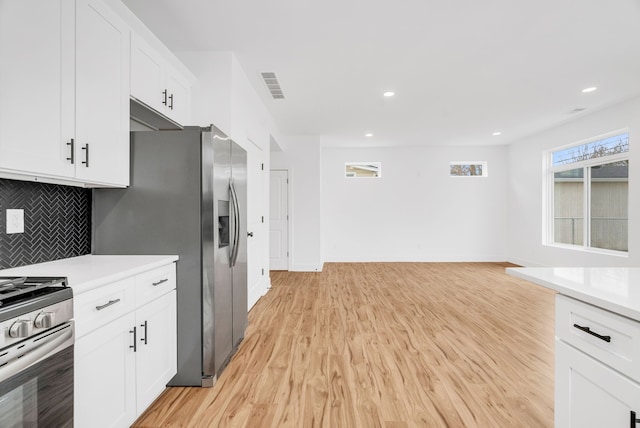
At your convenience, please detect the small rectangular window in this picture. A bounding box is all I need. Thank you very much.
[450,161,487,177]
[345,162,381,178]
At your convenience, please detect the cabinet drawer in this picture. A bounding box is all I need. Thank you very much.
[556,294,640,382]
[74,277,135,339]
[135,263,176,307]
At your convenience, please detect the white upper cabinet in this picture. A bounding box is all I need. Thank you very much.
[0,0,75,179]
[75,0,130,186]
[0,0,130,187]
[131,33,191,126]
[130,35,166,115]
[165,65,191,126]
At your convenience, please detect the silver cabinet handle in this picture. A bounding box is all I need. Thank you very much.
[81,143,89,167]
[140,320,148,345]
[95,298,120,311]
[66,138,75,164]
[152,278,168,286]
[130,326,137,352]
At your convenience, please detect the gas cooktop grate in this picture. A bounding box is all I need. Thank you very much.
[0,277,68,307]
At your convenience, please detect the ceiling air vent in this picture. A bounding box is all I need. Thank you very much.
[261,72,285,99]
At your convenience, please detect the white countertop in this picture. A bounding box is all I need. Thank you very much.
[0,255,179,294]
[507,267,640,321]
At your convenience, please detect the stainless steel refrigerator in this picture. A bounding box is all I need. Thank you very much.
[93,125,248,387]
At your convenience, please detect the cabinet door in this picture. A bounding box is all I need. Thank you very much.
[75,313,136,428]
[130,34,166,114]
[556,339,640,427]
[75,0,129,186]
[166,66,191,125]
[0,0,75,178]
[135,290,177,413]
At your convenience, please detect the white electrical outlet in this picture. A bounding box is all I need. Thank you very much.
[6,209,24,234]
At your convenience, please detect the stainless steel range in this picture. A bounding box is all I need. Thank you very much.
[0,276,74,427]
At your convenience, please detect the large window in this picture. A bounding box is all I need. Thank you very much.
[547,132,629,253]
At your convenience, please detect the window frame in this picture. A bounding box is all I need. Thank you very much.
[544,129,629,255]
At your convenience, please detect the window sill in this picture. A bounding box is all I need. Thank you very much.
[544,243,629,258]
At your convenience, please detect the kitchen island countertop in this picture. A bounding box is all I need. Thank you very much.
[0,254,179,294]
[507,267,640,321]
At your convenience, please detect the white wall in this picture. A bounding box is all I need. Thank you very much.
[177,51,233,132]
[507,96,640,267]
[271,136,323,271]
[322,145,508,262]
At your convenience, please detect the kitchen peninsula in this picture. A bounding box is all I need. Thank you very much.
[507,267,640,427]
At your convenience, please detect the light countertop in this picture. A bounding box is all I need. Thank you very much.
[0,255,178,294]
[507,267,640,321]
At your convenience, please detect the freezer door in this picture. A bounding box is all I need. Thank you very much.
[231,141,248,346]
[201,129,218,382]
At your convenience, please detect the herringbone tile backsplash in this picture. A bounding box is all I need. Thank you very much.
[0,179,91,269]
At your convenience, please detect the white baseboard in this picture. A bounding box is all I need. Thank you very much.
[290,262,324,272]
[506,257,546,267]
[322,255,507,263]
[248,276,271,310]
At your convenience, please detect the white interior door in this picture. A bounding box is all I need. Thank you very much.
[269,170,289,270]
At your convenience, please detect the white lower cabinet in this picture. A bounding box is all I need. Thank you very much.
[556,340,640,427]
[135,291,177,413]
[75,313,136,428]
[555,295,640,427]
[74,265,177,428]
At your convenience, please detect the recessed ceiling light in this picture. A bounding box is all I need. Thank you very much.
[365,133,373,137]
[492,132,502,136]
[582,87,597,93]
[383,91,395,97]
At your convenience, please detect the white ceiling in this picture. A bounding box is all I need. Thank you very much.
[121,0,640,148]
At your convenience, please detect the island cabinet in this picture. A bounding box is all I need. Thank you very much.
[555,294,640,427]
[0,0,129,187]
[74,263,177,428]
[506,267,640,428]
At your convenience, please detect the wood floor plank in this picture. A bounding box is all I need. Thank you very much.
[132,262,554,427]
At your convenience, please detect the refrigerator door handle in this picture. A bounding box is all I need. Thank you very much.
[229,178,241,267]
[228,179,235,267]
[232,180,241,267]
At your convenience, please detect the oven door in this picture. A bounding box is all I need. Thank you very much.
[0,322,74,428]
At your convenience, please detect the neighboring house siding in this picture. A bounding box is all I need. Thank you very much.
[554,181,628,250]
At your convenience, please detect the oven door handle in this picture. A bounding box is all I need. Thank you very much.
[0,323,73,384]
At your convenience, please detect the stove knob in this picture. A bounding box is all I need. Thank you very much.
[9,320,30,338]
[34,312,55,329]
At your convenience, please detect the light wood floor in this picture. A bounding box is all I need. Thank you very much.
[133,262,555,427]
